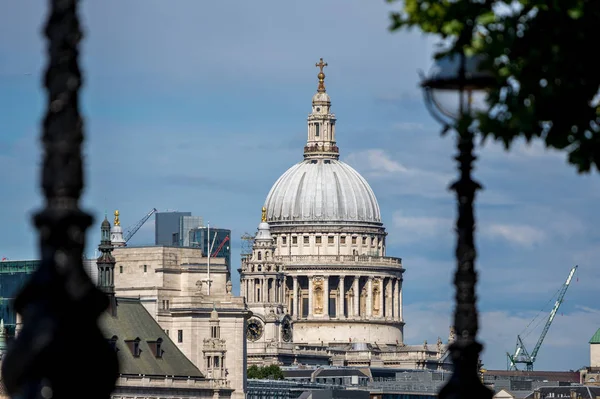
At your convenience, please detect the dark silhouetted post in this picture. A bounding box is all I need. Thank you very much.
[1,1,119,399]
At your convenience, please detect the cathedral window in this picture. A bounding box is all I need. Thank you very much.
[340,236,346,244]
[177,329,183,343]
[352,237,357,245]
[315,236,322,244]
[211,326,220,338]
[143,264,147,273]
[328,236,334,244]
[214,356,220,368]
[282,236,287,245]
[119,265,123,273]
[315,123,320,137]
[257,252,262,260]
[362,237,367,245]
[303,236,309,245]
[292,236,298,245]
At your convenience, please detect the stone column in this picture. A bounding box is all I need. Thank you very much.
[323,276,329,318]
[366,277,373,317]
[393,278,399,320]
[308,276,314,319]
[293,276,298,319]
[338,276,345,319]
[378,278,384,318]
[353,277,359,318]
[399,278,403,321]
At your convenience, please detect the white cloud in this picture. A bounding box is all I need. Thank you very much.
[479,137,565,161]
[391,212,453,243]
[482,223,547,248]
[345,149,454,199]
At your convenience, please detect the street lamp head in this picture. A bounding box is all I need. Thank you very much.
[421,53,495,124]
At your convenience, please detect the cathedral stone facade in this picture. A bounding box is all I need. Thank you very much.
[240,59,450,370]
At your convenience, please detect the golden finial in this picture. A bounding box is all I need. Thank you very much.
[315,58,328,93]
[261,206,267,222]
[114,210,120,226]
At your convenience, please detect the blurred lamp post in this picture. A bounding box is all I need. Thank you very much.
[421,51,494,399]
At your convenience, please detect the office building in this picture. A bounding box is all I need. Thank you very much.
[154,211,191,245]
[189,227,231,271]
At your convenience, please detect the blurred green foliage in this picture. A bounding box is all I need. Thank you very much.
[388,0,600,173]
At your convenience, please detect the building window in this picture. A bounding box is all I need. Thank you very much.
[315,123,320,137]
[303,236,309,245]
[132,338,141,357]
[211,326,220,339]
[214,356,220,367]
[315,236,322,244]
[154,338,163,358]
[371,237,376,246]
[328,236,334,244]
[292,236,298,244]
[143,264,147,273]
[107,336,118,352]
[352,237,357,245]
[119,265,123,273]
[257,252,262,260]
[340,236,346,244]
[282,236,287,245]
[362,237,367,245]
[177,329,183,343]
[165,329,169,336]
[166,300,169,309]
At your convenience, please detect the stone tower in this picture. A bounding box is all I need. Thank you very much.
[98,214,118,316]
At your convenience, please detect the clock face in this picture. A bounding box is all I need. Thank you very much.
[247,319,263,341]
[281,318,292,342]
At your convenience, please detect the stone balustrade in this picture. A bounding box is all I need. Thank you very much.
[274,254,402,266]
[115,375,230,388]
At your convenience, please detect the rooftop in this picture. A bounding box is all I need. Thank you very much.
[590,328,600,344]
[100,297,203,378]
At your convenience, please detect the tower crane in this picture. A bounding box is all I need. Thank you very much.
[506,265,578,371]
[124,208,158,243]
[211,235,230,257]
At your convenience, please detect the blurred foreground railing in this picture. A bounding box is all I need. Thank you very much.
[1,1,119,399]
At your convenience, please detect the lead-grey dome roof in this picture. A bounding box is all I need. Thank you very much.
[264,158,381,226]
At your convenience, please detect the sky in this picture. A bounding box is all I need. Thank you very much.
[1,1,599,371]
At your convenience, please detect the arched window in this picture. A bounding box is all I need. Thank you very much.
[257,252,262,260]
[315,123,320,137]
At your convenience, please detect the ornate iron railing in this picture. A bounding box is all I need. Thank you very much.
[1,1,119,399]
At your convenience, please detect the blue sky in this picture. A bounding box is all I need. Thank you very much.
[2,1,599,371]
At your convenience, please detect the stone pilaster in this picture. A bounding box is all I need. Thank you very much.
[353,277,359,318]
[338,276,345,319]
[308,276,314,319]
[323,276,329,318]
[366,277,373,317]
[293,276,299,319]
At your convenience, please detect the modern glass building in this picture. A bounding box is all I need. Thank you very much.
[189,227,231,271]
[0,260,38,337]
[179,215,204,247]
[155,211,191,245]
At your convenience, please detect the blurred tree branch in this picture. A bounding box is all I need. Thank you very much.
[388,0,600,173]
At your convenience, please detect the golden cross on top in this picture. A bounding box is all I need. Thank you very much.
[316,58,328,73]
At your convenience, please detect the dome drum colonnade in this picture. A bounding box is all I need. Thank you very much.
[241,58,406,347]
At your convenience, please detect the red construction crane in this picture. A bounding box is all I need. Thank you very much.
[211,235,230,257]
